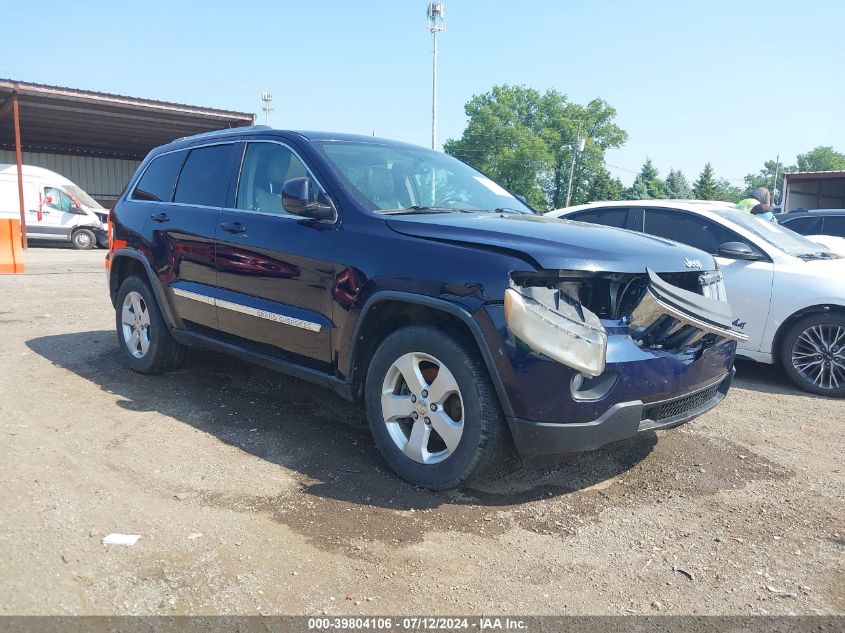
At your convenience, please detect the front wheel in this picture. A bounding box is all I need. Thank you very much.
[71,228,96,250]
[780,313,845,397]
[365,325,509,489]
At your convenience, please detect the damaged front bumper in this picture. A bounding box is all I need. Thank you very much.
[497,267,745,457]
[508,367,735,457]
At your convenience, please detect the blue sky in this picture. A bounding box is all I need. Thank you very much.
[2,0,844,185]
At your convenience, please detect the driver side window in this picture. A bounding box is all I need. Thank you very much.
[236,143,309,215]
[44,187,72,212]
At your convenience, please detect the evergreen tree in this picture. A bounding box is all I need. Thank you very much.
[692,163,718,200]
[664,169,692,199]
[633,158,666,198]
[586,167,624,201]
[623,175,651,200]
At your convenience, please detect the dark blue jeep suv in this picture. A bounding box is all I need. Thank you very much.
[106,127,745,489]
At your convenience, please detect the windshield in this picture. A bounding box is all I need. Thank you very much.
[314,140,534,215]
[63,184,104,210]
[713,209,836,258]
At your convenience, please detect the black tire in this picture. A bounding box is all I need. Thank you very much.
[71,228,96,250]
[115,275,186,374]
[365,325,510,489]
[780,312,845,398]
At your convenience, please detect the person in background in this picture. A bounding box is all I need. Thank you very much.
[751,203,777,223]
[737,187,771,213]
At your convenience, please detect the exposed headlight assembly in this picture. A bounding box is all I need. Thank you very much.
[504,282,608,377]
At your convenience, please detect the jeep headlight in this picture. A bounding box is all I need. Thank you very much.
[504,282,608,377]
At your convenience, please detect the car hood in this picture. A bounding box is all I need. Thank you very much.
[808,234,845,257]
[385,212,716,273]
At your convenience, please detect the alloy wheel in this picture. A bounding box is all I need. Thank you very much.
[791,323,845,391]
[121,291,151,358]
[380,351,464,465]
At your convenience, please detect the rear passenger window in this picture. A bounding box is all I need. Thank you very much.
[132,151,184,202]
[174,144,234,207]
[823,216,845,238]
[569,208,629,229]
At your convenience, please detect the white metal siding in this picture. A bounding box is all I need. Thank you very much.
[0,151,140,202]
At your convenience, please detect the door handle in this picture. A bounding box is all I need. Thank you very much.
[220,221,246,234]
[150,212,170,223]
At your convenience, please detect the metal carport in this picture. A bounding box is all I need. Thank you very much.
[782,170,845,212]
[0,78,255,247]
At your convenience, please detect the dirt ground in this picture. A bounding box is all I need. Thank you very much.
[0,247,842,616]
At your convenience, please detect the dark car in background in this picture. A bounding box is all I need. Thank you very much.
[776,209,845,239]
[105,127,745,489]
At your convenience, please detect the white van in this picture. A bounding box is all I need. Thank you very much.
[0,164,108,249]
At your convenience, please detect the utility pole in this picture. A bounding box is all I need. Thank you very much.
[564,135,586,207]
[260,92,273,126]
[427,2,445,150]
[771,154,780,204]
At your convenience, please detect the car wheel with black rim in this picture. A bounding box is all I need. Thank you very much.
[365,325,509,489]
[781,312,845,398]
[115,276,186,374]
[71,228,96,250]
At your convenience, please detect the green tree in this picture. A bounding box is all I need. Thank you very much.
[443,86,550,207]
[692,163,719,200]
[444,85,628,211]
[623,176,650,200]
[796,146,845,172]
[715,179,744,203]
[743,159,789,205]
[632,158,666,198]
[586,166,624,201]
[664,168,692,199]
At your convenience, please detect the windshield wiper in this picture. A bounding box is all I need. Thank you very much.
[379,205,459,215]
[493,207,530,214]
[797,251,839,260]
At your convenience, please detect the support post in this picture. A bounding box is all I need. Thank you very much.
[12,94,27,249]
[431,30,438,150]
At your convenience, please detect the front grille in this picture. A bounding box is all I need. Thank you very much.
[644,383,720,422]
[656,272,703,293]
[616,276,649,318]
[616,272,703,320]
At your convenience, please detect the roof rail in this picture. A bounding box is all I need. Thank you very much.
[173,125,272,144]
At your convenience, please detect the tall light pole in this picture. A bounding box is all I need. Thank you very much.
[564,136,586,207]
[260,91,273,126]
[427,2,445,150]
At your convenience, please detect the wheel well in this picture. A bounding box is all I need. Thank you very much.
[349,300,480,401]
[109,256,147,306]
[772,304,845,362]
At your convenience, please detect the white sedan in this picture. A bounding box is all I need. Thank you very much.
[550,200,845,397]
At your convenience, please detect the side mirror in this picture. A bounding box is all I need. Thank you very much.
[70,204,86,215]
[281,177,335,221]
[515,194,528,204]
[717,241,762,261]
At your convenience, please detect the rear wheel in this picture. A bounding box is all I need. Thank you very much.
[115,276,186,374]
[780,313,845,397]
[71,228,96,250]
[365,325,509,489]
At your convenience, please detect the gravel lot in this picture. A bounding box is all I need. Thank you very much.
[0,247,843,616]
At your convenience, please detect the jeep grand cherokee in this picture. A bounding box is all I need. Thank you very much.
[106,127,746,489]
